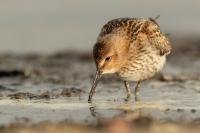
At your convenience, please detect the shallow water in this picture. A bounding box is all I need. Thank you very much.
[0,85,200,125]
[0,73,199,125]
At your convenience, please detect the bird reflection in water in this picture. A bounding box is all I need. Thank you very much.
[89,94,145,120]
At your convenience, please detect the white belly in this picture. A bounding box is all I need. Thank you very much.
[117,55,166,81]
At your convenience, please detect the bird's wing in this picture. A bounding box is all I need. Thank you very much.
[99,18,172,56]
[141,21,172,55]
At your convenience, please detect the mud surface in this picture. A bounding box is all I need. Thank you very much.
[0,37,199,133]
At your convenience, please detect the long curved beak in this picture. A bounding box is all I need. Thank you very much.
[88,69,102,102]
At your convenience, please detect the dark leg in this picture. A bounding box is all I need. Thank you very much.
[134,81,141,96]
[124,81,131,99]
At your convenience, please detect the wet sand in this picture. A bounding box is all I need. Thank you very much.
[0,37,199,133]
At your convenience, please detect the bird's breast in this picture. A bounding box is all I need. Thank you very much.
[117,53,166,81]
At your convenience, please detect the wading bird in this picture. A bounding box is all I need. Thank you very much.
[88,17,171,102]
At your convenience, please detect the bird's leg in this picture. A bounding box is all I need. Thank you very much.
[134,81,141,96]
[135,93,140,102]
[124,81,131,100]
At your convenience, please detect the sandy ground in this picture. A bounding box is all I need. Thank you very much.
[0,37,199,133]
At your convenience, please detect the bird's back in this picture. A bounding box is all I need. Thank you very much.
[99,18,171,56]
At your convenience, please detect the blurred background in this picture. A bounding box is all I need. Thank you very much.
[0,1,199,133]
[0,0,199,53]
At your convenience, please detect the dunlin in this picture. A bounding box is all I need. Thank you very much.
[88,17,172,102]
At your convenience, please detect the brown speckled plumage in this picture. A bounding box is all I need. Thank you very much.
[88,18,172,102]
[99,18,171,55]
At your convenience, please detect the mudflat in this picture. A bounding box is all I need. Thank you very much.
[0,37,199,133]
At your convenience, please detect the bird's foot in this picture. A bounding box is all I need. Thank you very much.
[124,93,131,102]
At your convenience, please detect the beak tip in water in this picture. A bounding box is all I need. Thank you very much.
[88,69,102,102]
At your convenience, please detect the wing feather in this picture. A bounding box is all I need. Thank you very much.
[144,21,172,55]
[98,18,172,56]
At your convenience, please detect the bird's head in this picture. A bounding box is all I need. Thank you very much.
[93,34,130,75]
[88,34,130,102]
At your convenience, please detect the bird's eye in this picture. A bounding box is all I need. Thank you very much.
[105,56,111,61]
